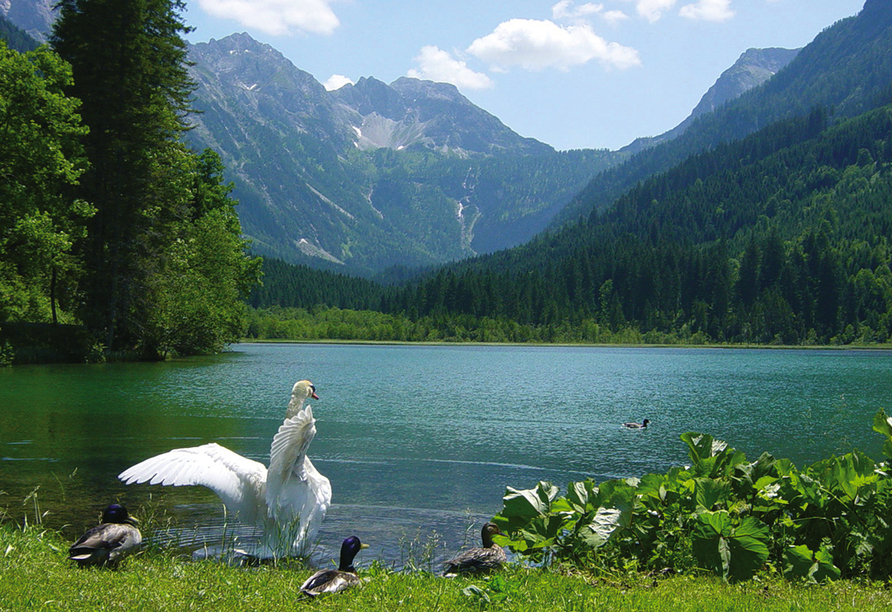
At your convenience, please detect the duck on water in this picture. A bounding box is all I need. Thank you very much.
[623,418,650,429]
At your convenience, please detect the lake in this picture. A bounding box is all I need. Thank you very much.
[2,343,891,567]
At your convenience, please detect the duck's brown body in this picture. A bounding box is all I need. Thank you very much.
[443,522,507,575]
[68,504,141,567]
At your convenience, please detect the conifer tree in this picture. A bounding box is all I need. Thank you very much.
[51,0,195,352]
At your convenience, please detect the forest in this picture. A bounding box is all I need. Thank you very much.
[0,0,259,363]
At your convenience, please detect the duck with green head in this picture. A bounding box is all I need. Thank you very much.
[68,503,141,567]
[300,536,368,596]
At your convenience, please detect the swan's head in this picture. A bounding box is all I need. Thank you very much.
[292,380,318,401]
[338,535,368,571]
[101,503,138,526]
[286,380,318,418]
[481,522,502,547]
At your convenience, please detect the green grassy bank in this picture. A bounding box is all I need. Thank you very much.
[2,523,891,612]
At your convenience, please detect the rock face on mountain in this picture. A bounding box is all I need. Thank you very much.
[622,47,800,154]
[332,76,553,156]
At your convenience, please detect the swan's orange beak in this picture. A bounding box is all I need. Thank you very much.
[311,391,319,400]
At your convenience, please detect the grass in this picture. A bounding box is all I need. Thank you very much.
[3,523,892,611]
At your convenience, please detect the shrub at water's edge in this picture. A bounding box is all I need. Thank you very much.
[493,409,892,583]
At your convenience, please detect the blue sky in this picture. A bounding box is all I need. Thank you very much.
[182,0,866,151]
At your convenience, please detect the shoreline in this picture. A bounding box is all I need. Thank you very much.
[236,337,892,351]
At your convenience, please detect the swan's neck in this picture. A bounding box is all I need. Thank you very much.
[285,395,308,419]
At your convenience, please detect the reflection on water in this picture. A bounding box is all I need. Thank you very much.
[2,343,892,567]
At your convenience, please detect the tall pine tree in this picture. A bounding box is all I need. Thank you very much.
[51,0,194,352]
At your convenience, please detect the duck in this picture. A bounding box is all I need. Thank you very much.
[300,536,368,597]
[118,380,330,559]
[623,418,650,429]
[442,522,507,575]
[68,503,142,567]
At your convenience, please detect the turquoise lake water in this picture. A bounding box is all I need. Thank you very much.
[2,343,891,566]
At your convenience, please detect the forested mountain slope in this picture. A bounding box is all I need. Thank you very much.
[622,47,800,156]
[553,0,892,228]
[376,103,892,344]
[256,101,892,345]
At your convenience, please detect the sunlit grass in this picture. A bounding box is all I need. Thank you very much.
[3,522,892,612]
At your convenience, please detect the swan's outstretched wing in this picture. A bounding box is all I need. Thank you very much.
[118,443,267,523]
[268,405,317,484]
[265,406,331,553]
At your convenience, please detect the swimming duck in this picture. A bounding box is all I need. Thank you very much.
[623,418,650,429]
[442,522,507,575]
[68,503,142,567]
[118,380,330,558]
[300,536,368,597]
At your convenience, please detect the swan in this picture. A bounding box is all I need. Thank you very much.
[300,536,368,597]
[68,503,142,567]
[118,380,330,558]
[442,522,507,575]
[623,418,650,429]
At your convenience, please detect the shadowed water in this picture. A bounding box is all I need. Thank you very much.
[2,343,891,568]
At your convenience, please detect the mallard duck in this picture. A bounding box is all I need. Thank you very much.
[118,380,330,558]
[68,503,142,567]
[442,522,507,575]
[300,536,367,596]
[623,418,650,429]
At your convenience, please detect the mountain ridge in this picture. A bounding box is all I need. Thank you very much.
[621,47,800,155]
[184,32,619,275]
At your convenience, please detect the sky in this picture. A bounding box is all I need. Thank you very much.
[181,0,867,151]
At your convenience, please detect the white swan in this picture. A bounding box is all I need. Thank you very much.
[118,380,331,558]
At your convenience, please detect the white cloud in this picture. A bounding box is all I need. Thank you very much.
[602,10,630,25]
[196,0,340,36]
[635,0,677,22]
[323,74,354,91]
[679,0,735,22]
[552,1,604,21]
[467,19,640,72]
[552,1,629,25]
[407,46,494,90]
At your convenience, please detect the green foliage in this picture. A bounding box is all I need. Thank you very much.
[0,41,91,325]
[493,410,892,583]
[139,149,262,357]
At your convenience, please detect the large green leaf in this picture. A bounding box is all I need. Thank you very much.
[495,481,559,532]
[580,508,625,549]
[692,511,769,581]
[815,450,878,501]
[694,477,731,510]
[784,544,841,583]
[692,511,732,576]
[565,480,596,512]
[681,432,726,464]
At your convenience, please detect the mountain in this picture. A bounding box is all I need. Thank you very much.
[0,0,53,42]
[324,0,892,344]
[552,0,892,228]
[185,33,622,275]
[0,12,39,51]
[621,47,800,155]
[332,76,552,156]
